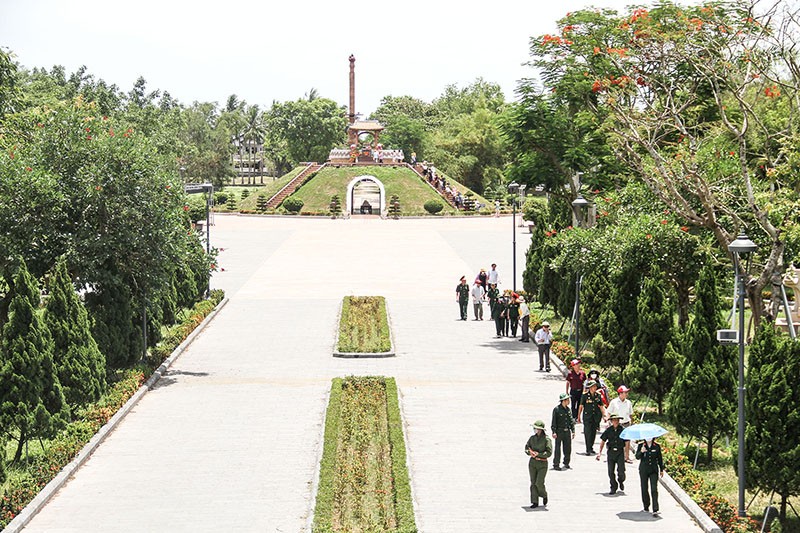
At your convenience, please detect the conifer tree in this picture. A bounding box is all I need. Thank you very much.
[44,258,106,408]
[624,270,678,414]
[85,283,139,368]
[256,193,268,213]
[667,264,734,464]
[0,258,67,461]
[592,267,641,371]
[745,324,800,521]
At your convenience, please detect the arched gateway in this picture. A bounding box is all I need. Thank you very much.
[346,175,385,216]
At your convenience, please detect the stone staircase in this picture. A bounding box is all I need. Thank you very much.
[408,163,460,209]
[266,162,325,209]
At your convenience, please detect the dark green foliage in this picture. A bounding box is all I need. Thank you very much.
[623,271,678,414]
[667,264,735,464]
[85,283,139,369]
[240,188,250,199]
[463,191,476,211]
[44,258,106,409]
[282,196,303,213]
[423,200,443,214]
[388,195,401,219]
[214,191,228,205]
[581,268,609,340]
[329,194,341,217]
[256,193,269,213]
[0,258,67,462]
[225,194,237,211]
[556,271,576,321]
[745,324,800,521]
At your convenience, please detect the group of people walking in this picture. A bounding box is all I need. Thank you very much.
[455,265,532,341]
[526,359,666,517]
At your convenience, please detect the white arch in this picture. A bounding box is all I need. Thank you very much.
[345,175,386,216]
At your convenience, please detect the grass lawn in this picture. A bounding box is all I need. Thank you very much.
[212,167,303,212]
[288,165,490,216]
[337,296,391,353]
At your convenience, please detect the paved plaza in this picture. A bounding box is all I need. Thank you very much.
[20,215,702,532]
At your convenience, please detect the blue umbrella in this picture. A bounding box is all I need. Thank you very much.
[620,423,668,441]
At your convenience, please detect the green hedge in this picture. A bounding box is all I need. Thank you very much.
[0,290,225,528]
[336,296,391,353]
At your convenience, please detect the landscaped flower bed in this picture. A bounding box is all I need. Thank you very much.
[314,376,415,532]
[336,296,391,354]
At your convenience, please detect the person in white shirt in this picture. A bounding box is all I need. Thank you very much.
[470,279,486,320]
[519,296,531,342]
[488,263,500,286]
[534,321,553,371]
[607,385,634,462]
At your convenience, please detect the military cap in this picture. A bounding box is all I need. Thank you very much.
[559,392,570,402]
[533,420,546,430]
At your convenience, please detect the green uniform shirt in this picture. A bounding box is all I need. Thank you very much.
[636,441,665,473]
[508,302,520,319]
[600,424,626,456]
[525,431,553,461]
[456,283,470,302]
[581,391,604,423]
[551,404,575,434]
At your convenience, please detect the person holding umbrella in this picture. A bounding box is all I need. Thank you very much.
[596,414,627,494]
[525,420,552,509]
[621,423,668,517]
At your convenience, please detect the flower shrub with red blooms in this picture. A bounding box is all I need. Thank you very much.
[551,340,574,364]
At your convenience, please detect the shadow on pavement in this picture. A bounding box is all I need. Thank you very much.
[617,511,659,522]
[520,506,549,512]
[152,370,210,390]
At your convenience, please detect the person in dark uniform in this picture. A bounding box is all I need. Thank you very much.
[507,294,520,337]
[525,420,552,509]
[455,276,470,320]
[551,392,575,470]
[636,437,665,516]
[577,380,606,455]
[597,414,627,494]
[487,283,499,317]
[492,294,507,338]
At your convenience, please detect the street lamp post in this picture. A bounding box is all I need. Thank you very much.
[728,232,758,518]
[571,193,591,357]
[508,182,519,292]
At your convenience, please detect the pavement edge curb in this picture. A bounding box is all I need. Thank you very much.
[2,297,230,533]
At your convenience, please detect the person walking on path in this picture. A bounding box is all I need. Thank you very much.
[456,276,470,320]
[636,438,665,517]
[507,294,520,337]
[525,420,552,509]
[565,359,587,419]
[519,296,531,342]
[487,283,499,318]
[607,385,634,462]
[597,414,627,494]
[477,268,488,291]
[471,279,486,320]
[492,293,507,338]
[551,393,575,470]
[534,321,553,371]
[488,263,500,286]
[577,380,607,455]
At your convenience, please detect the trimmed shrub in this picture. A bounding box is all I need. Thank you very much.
[282,197,304,213]
[423,200,444,214]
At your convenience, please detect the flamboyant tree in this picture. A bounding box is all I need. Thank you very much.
[528,1,800,328]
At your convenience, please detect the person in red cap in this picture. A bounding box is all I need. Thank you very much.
[456,276,470,320]
[607,384,634,462]
[565,359,586,419]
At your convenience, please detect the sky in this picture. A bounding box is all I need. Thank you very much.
[3,0,661,116]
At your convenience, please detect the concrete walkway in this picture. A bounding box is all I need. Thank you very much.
[20,215,701,532]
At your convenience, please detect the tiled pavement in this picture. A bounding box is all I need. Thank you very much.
[20,215,701,532]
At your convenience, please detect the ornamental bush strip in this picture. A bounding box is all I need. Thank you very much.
[336,296,391,354]
[313,376,416,532]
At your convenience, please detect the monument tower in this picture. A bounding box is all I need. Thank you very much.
[346,54,383,147]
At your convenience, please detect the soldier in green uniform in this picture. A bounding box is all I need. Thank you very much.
[636,437,665,516]
[492,294,507,337]
[487,283,499,317]
[596,414,627,494]
[551,392,575,470]
[507,294,520,337]
[455,276,470,320]
[525,420,552,508]
[577,380,607,455]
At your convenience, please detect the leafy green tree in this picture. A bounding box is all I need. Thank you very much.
[44,257,106,408]
[0,47,21,118]
[745,324,800,521]
[179,101,235,187]
[266,96,346,164]
[0,258,67,461]
[624,270,678,414]
[667,264,735,464]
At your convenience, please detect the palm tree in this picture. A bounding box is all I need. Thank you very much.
[242,105,267,184]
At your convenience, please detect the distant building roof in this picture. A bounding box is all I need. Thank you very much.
[349,119,384,131]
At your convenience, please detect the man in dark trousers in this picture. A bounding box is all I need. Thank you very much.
[551,392,575,470]
[597,414,627,494]
[492,294,507,338]
[577,380,606,455]
[455,276,470,320]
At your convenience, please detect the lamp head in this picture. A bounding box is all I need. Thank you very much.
[571,194,590,208]
[728,233,758,256]
[507,181,519,194]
